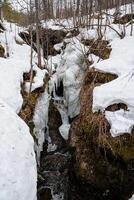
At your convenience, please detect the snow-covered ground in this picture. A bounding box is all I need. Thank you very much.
[0,22,37,200]
[92,29,134,137]
[0,100,37,200]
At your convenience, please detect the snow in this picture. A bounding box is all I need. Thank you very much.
[92,33,134,137]
[0,22,37,199]
[0,22,47,113]
[0,99,37,200]
[59,124,70,140]
[105,109,134,137]
[0,23,31,112]
[25,65,48,93]
[93,36,134,76]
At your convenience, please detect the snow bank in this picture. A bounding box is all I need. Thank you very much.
[0,22,37,199]
[0,100,37,200]
[92,35,134,137]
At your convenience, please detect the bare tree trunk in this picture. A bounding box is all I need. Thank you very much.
[0,0,3,21]
[35,0,42,68]
[29,27,34,95]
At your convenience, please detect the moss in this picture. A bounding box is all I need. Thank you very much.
[89,39,112,60]
[70,113,134,199]
[80,111,134,162]
[84,68,117,85]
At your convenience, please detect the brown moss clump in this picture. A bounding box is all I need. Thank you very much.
[82,38,112,60]
[113,14,134,24]
[90,39,112,60]
[81,38,95,46]
[106,103,128,112]
[80,111,134,162]
[84,68,117,85]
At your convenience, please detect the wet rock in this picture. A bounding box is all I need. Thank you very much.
[38,188,52,200]
[0,44,5,57]
[48,100,67,150]
[41,170,69,199]
[41,153,70,172]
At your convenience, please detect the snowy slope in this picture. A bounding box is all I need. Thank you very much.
[92,17,134,137]
[0,100,37,200]
[0,22,37,200]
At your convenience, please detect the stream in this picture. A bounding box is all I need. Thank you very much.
[37,87,71,200]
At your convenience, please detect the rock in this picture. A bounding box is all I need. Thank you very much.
[82,38,112,59]
[41,153,70,172]
[48,100,67,150]
[0,44,5,57]
[84,68,117,85]
[19,28,67,58]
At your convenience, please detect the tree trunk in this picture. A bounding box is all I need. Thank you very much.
[35,0,42,68]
